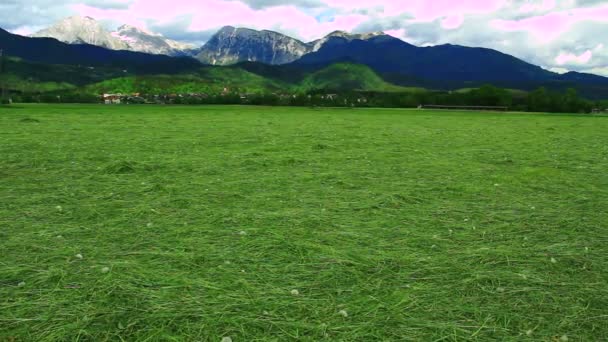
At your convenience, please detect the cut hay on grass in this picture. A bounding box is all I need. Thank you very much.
[1,104,607,341]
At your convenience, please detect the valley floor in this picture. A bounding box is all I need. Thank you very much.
[1,105,607,340]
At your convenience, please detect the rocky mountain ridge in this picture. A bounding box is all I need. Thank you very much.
[196,26,389,65]
[31,17,390,64]
[32,16,196,56]
[32,16,129,50]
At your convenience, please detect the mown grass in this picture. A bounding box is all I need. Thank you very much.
[1,104,607,341]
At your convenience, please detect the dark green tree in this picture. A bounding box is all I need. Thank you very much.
[527,87,550,112]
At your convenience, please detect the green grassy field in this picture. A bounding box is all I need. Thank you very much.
[1,104,607,341]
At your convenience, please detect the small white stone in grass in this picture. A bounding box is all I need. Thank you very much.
[146,222,153,228]
[75,254,83,260]
[464,218,469,222]
[290,289,300,296]
[448,229,453,235]
[525,329,533,336]
[241,269,246,273]
[560,335,569,342]
[494,183,500,187]
[221,337,233,342]
[101,267,110,273]
[18,282,26,287]
[551,257,557,264]
[530,206,536,210]
[338,309,349,318]
[56,205,63,211]
[239,231,247,236]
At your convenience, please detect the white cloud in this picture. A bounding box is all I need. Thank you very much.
[555,50,593,66]
[548,67,569,74]
[583,67,608,77]
[441,15,464,30]
[519,0,556,14]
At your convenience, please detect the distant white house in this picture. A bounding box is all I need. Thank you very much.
[103,94,122,104]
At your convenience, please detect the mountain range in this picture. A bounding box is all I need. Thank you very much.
[0,27,200,74]
[28,16,390,65]
[31,16,196,56]
[2,16,608,99]
[196,26,387,65]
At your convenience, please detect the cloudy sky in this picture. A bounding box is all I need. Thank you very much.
[1,0,607,76]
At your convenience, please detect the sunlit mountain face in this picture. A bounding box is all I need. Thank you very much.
[30,16,196,56]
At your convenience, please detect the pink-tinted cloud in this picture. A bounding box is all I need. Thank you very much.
[73,0,508,36]
[492,4,608,43]
[555,50,593,65]
[519,0,555,14]
[441,14,464,30]
[385,28,406,38]
[323,0,506,20]
[410,0,506,21]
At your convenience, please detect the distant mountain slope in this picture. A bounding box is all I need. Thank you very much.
[85,67,285,94]
[0,55,286,95]
[557,71,608,85]
[0,28,201,74]
[235,61,311,84]
[79,62,421,95]
[0,56,128,90]
[294,35,553,83]
[291,34,608,98]
[2,53,608,101]
[298,63,417,92]
[0,53,407,95]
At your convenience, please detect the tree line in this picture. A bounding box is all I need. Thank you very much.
[3,84,606,113]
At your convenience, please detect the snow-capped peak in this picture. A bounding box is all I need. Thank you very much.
[32,16,129,50]
[324,30,386,40]
[111,24,196,54]
[115,24,161,37]
[309,30,387,52]
[32,16,196,56]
